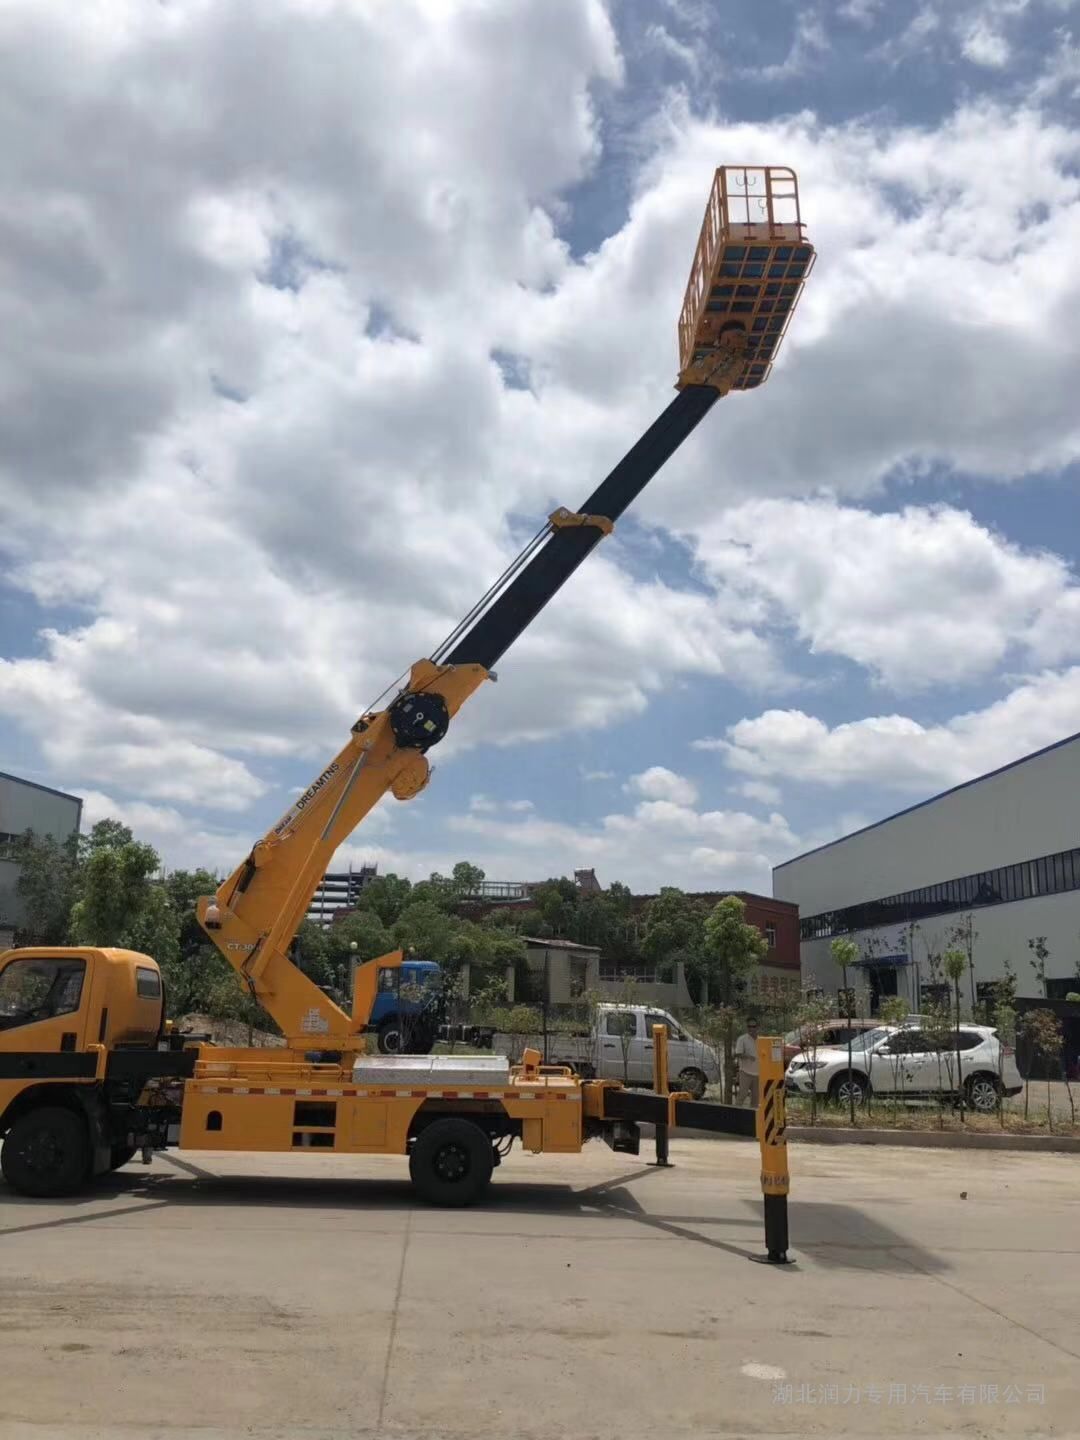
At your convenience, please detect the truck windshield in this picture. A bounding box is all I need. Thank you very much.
[0,957,86,1030]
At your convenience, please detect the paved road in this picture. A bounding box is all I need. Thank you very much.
[0,1140,1076,1439]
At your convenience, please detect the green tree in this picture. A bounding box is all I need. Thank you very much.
[920,994,954,1129]
[990,961,1017,1126]
[879,995,910,1121]
[702,896,768,1101]
[293,919,334,990]
[354,873,414,927]
[164,868,221,957]
[69,830,179,967]
[328,909,392,966]
[830,937,860,1122]
[792,986,831,1125]
[1028,936,1050,998]
[641,888,706,989]
[206,962,274,1047]
[81,817,134,855]
[1020,1008,1063,1131]
[947,912,978,1012]
[943,948,968,1120]
[393,899,462,962]
[450,860,485,897]
[528,878,580,938]
[13,830,80,944]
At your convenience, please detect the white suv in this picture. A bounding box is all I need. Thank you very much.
[784,1023,1023,1113]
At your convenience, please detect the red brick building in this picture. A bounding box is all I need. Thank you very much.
[628,890,800,978]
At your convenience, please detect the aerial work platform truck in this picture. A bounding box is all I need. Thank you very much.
[0,166,813,1260]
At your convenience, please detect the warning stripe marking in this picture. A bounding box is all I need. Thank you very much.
[191,1085,581,1102]
[760,1079,786,1146]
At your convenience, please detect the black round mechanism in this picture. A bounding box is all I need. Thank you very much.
[388,690,450,750]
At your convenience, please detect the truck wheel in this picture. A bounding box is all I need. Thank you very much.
[409,1119,494,1207]
[1,1106,90,1198]
[965,1073,1002,1113]
[676,1067,707,1100]
[110,1145,138,1171]
[377,1017,403,1054]
[828,1073,870,1107]
[409,1023,436,1057]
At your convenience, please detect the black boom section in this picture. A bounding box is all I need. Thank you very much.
[602,1085,756,1139]
[446,385,719,671]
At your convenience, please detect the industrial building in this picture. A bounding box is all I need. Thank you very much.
[773,733,1080,1017]
[0,771,83,947]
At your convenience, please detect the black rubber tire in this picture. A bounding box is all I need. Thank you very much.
[966,1073,1002,1114]
[408,1023,436,1056]
[377,1017,403,1055]
[110,1145,138,1171]
[1,1106,90,1198]
[828,1073,871,1108]
[676,1067,708,1100]
[409,1118,494,1207]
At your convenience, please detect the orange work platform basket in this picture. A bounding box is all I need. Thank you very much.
[677,165,815,394]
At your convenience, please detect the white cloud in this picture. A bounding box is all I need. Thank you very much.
[644,22,701,74]
[961,18,1012,66]
[625,765,699,805]
[694,498,1080,689]
[702,666,1080,792]
[837,0,883,26]
[1033,28,1080,101]
[734,779,784,806]
[79,790,251,874]
[448,794,798,892]
[1,0,1080,857]
[745,13,830,82]
[870,4,940,65]
[581,768,615,782]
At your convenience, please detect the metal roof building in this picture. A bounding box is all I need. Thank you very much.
[0,771,83,946]
[773,733,1080,1015]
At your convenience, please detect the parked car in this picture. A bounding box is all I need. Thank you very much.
[782,1018,882,1066]
[784,1023,1023,1113]
[493,1004,722,1099]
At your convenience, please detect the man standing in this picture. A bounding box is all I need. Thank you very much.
[735,1018,760,1108]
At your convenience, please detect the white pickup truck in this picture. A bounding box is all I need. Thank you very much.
[493,1004,721,1099]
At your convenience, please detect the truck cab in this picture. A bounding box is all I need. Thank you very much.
[368,958,442,1054]
[0,946,187,1195]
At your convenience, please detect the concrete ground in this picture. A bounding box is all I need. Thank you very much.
[0,1139,1076,1440]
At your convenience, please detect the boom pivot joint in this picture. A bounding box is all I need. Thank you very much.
[548,507,614,536]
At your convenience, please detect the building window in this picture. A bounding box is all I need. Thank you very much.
[799,843,1080,941]
[765,924,777,951]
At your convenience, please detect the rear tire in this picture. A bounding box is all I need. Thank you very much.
[966,1073,1002,1114]
[110,1144,138,1171]
[1,1106,90,1197]
[409,1118,494,1207]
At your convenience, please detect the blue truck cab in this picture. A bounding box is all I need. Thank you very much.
[370,959,442,1054]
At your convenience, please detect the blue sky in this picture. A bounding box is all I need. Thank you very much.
[0,0,1078,895]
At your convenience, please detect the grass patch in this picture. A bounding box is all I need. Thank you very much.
[782,1095,1080,1138]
